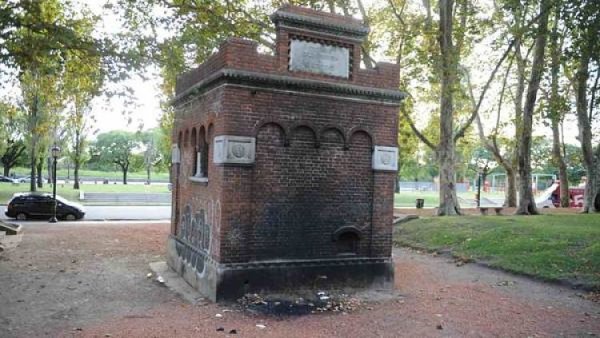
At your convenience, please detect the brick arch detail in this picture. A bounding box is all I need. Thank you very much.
[254,120,289,146]
[347,127,374,149]
[319,126,347,150]
[290,122,319,148]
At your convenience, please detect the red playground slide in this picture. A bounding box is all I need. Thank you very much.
[550,181,584,208]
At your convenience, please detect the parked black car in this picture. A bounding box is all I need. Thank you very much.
[5,193,85,220]
[0,176,17,183]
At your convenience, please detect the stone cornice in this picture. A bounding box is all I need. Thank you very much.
[173,69,406,106]
[270,9,369,40]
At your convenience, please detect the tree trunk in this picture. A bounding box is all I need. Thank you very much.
[46,156,52,184]
[30,143,37,192]
[505,168,517,207]
[122,164,128,185]
[549,6,569,207]
[73,163,80,189]
[36,160,43,189]
[512,34,525,207]
[575,49,599,212]
[436,0,461,216]
[73,129,81,190]
[551,119,569,206]
[1,143,26,177]
[515,0,550,215]
[474,111,517,207]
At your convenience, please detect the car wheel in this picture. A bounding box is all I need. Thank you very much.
[16,212,27,220]
[65,213,77,221]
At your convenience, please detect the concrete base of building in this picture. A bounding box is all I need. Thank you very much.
[166,236,394,302]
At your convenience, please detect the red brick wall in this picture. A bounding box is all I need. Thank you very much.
[176,37,399,95]
[172,5,399,266]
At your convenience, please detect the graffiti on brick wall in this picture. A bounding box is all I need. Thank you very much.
[176,199,220,274]
[180,205,211,252]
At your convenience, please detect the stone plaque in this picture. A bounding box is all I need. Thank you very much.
[372,146,398,171]
[171,144,181,164]
[289,40,349,78]
[213,135,256,165]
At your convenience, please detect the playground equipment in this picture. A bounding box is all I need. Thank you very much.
[536,181,584,208]
[535,183,559,208]
[474,173,583,208]
[486,173,557,193]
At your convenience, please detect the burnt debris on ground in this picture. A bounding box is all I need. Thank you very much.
[236,291,365,317]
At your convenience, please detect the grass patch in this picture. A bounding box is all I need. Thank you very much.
[394,214,600,290]
[0,182,169,204]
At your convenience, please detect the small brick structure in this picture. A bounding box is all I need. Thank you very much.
[167,5,405,301]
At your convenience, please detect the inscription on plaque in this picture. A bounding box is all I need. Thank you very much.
[372,146,399,171]
[289,40,349,78]
[213,135,256,165]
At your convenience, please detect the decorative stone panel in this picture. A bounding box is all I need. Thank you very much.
[372,146,398,171]
[171,144,181,164]
[289,39,350,78]
[213,135,256,165]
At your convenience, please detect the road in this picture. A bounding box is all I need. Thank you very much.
[1,205,171,221]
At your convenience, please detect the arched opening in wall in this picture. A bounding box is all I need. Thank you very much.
[198,126,208,178]
[333,226,362,256]
[191,128,197,176]
[184,130,190,148]
[177,131,183,178]
[335,231,359,255]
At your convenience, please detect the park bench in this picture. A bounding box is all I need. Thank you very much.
[478,206,503,215]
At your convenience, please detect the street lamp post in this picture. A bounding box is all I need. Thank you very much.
[49,145,60,223]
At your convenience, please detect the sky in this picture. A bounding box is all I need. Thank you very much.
[84,1,164,135]
[88,70,164,134]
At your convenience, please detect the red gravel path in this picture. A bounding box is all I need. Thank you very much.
[0,221,598,337]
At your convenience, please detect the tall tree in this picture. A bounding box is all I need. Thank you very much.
[547,4,569,207]
[437,0,461,215]
[477,0,551,208]
[472,58,518,207]
[62,17,104,189]
[386,0,509,215]
[20,69,61,191]
[0,101,26,176]
[563,0,600,212]
[515,0,551,215]
[3,0,150,191]
[92,130,139,185]
[139,128,163,184]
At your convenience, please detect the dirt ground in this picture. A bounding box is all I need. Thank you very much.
[0,221,598,338]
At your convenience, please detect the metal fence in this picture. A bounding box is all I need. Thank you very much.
[398,181,469,192]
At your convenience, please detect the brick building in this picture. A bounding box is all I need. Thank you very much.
[167,5,405,301]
